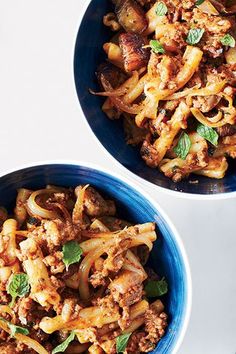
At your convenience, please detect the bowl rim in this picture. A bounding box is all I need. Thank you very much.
[0,159,192,354]
[73,0,236,200]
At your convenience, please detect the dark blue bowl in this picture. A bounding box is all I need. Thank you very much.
[74,0,236,195]
[0,163,191,354]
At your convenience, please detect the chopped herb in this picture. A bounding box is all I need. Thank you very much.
[52,331,76,354]
[62,240,83,270]
[116,333,132,353]
[145,278,168,297]
[196,0,205,5]
[7,273,30,308]
[150,40,165,54]
[174,132,191,160]
[186,28,205,45]
[0,318,29,337]
[197,124,219,146]
[155,2,168,16]
[221,34,235,48]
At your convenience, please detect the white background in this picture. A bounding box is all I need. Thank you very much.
[0,1,235,353]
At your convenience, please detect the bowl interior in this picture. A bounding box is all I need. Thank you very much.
[74,0,236,195]
[0,164,189,353]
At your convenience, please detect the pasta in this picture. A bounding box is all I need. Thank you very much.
[0,185,168,353]
[93,0,236,182]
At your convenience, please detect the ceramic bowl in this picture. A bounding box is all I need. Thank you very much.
[0,162,191,353]
[74,0,236,195]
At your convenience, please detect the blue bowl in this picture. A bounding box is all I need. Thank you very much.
[74,0,236,195]
[0,163,191,354]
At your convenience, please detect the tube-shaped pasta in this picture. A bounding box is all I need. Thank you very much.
[195,157,228,179]
[39,302,120,334]
[14,188,32,225]
[1,219,17,264]
[72,185,89,225]
[23,258,60,309]
[144,2,168,35]
[153,102,190,166]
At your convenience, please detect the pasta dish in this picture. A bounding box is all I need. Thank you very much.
[0,185,168,353]
[93,0,236,182]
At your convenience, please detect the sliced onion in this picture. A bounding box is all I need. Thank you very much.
[90,71,139,97]
[27,189,58,219]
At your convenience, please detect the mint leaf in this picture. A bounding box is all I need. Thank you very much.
[0,318,29,337]
[62,240,83,270]
[52,331,75,354]
[116,333,132,353]
[9,323,29,337]
[186,28,205,45]
[7,273,30,307]
[155,2,168,16]
[174,132,191,160]
[221,34,235,48]
[196,0,205,5]
[150,40,165,54]
[197,124,219,146]
[145,278,168,297]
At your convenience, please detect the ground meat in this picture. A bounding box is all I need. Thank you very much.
[126,331,146,353]
[158,0,195,22]
[0,344,18,354]
[43,251,65,274]
[141,140,160,168]
[217,64,236,86]
[144,309,168,344]
[157,55,181,90]
[184,8,232,57]
[217,124,236,137]
[192,95,221,113]
[42,218,78,252]
[15,297,50,328]
[109,270,144,307]
[159,23,189,52]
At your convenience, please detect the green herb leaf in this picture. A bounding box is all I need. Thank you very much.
[0,317,29,337]
[9,323,29,337]
[196,0,205,5]
[186,28,205,45]
[145,278,168,297]
[155,2,168,16]
[116,333,132,353]
[150,40,165,54]
[7,273,30,307]
[197,124,219,146]
[62,240,83,270]
[173,132,191,160]
[52,331,75,354]
[220,34,235,48]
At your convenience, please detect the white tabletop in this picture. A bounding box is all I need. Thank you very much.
[0,1,235,353]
